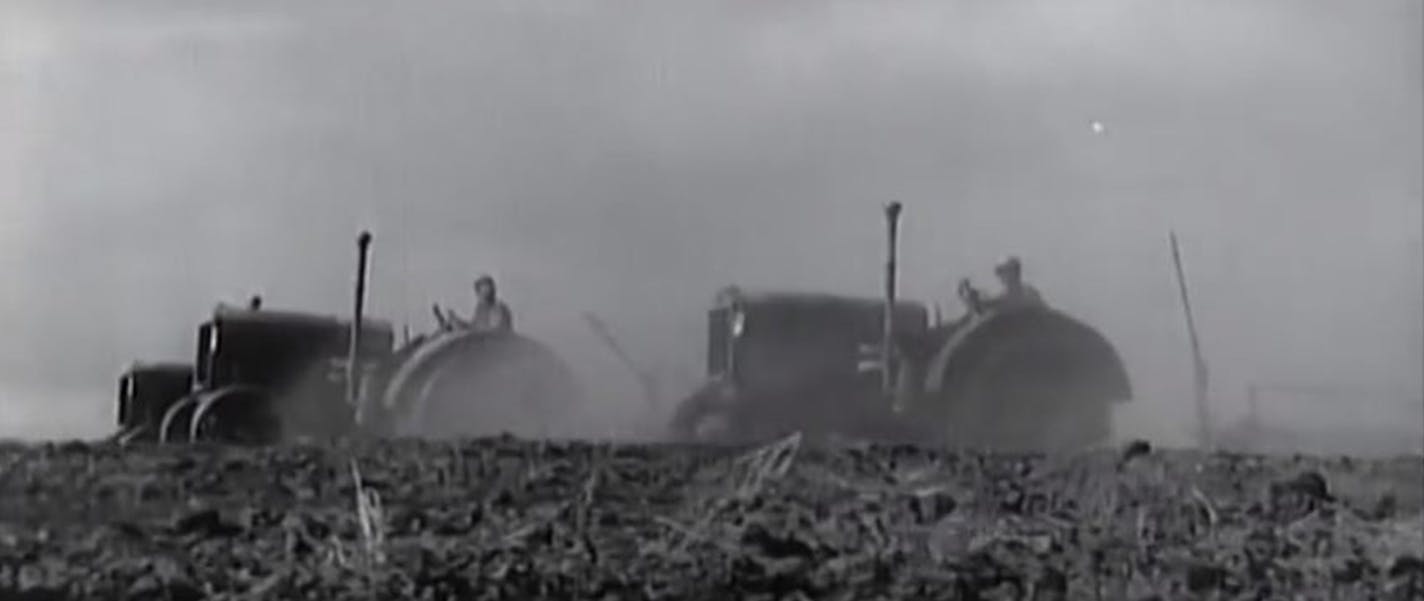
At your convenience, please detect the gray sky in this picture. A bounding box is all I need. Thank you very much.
[2,0,1420,446]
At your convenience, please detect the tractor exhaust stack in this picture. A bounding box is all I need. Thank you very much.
[882,202,902,394]
[348,231,373,411]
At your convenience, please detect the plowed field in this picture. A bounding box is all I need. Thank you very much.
[2,436,1421,600]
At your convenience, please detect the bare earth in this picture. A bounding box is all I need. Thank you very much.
[1,436,1421,600]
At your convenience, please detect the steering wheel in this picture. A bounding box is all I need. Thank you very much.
[432,304,453,331]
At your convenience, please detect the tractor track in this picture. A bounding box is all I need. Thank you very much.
[1,436,1421,600]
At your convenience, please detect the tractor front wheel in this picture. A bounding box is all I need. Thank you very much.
[189,387,280,444]
[668,380,744,443]
[111,424,153,446]
[158,395,199,444]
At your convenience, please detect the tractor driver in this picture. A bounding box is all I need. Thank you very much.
[468,275,514,333]
[986,256,1046,312]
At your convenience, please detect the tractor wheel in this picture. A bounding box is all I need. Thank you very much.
[668,386,713,442]
[944,382,1019,452]
[945,346,1099,453]
[157,395,199,444]
[383,331,580,440]
[668,381,745,444]
[1044,393,1112,451]
[413,345,556,439]
[113,425,153,446]
[189,387,280,444]
[1025,357,1115,452]
[671,404,735,444]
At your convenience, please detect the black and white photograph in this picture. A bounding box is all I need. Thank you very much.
[1,0,1421,598]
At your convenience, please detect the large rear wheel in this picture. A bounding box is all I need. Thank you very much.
[382,331,581,439]
[917,307,1131,452]
[943,346,1110,452]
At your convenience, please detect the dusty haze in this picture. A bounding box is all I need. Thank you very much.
[2,0,1420,451]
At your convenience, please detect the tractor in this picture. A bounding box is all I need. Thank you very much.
[111,232,581,445]
[115,362,195,444]
[668,203,1133,451]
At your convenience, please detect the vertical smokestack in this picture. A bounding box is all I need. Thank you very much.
[349,231,373,411]
[883,202,902,394]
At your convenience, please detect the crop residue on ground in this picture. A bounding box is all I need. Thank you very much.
[1,436,1422,600]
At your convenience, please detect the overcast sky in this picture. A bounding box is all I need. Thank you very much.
[2,0,1420,446]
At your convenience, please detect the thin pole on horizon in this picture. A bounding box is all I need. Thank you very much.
[1170,230,1212,451]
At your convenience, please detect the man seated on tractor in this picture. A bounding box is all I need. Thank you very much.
[468,275,514,333]
[433,275,515,334]
[985,256,1046,313]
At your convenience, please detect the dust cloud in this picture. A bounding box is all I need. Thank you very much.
[1,0,1419,452]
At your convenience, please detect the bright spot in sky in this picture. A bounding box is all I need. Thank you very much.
[1090,120,1106,134]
